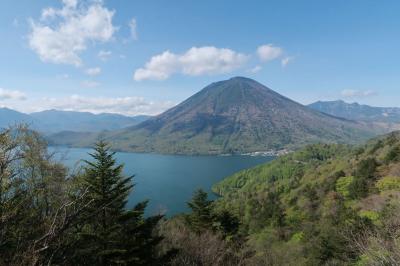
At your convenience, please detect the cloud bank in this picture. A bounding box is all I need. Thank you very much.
[134,46,249,81]
[34,95,175,116]
[0,88,27,101]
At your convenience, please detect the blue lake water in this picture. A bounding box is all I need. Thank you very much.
[51,147,274,216]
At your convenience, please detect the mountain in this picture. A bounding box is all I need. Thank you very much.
[53,77,379,154]
[309,100,400,123]
[0,108,37,129]
[0,108,150,133]
[30,110,150,133]
[210,131,400,264]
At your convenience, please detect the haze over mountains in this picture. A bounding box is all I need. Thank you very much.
[309,100,400,123]
[50,77,380,154]
[0,108,150,133]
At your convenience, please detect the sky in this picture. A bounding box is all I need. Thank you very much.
[0,0,399,116]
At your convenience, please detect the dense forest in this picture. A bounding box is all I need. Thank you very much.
[1,125,400,265]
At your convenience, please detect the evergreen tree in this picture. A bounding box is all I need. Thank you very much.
[186,189,213,232]
[118,201,176,265]
[77,140,132,265]
[186,189,239,237]
[75,140,171,265]
[213,210,240,237]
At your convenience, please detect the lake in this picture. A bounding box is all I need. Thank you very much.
[52,147,275,216]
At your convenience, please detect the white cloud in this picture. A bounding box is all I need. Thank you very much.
[81,80,100,88]
[281,56,294,67]
[0,88,27,101]
[29,0,116,66]
[134,46,248,81]
[341,89,377,98]
[30,95,174,116]
[247,65,262,73]
[180,47,248,75]
[134,51,178,81]
[98,50,112,61]
[129,18,137,40]
[85,67,101,76]
[257,44,283,62]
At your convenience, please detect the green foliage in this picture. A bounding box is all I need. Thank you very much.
[211,132,400,265]
[348,158,378,199]
[185,189,214,232]
[74,140,169,265]
[0,126,74,265]
[74,141,133,264]
[336,176,354,198]
[354,204,400,264]
[369,139,384,154]
[185,189,239,237]
[290,232,305,243]
[354,158,378,179]
[212,210,240,237]
[376,176,400,192]
[3,125,400,265]
[359,210,379,222]
[0,127,172,265]
[384,145,400,163]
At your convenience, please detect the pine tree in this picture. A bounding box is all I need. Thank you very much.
[75,140,171,265]
[118,201,176,265]
[186,189,240,238]
[75,141,133,264]
[186,189,214,232]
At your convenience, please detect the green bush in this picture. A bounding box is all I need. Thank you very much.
[359,210,379,222]
[348,158,378,199]
[376,176,400,192]
[384,146,400,163]
[336,176,354,198]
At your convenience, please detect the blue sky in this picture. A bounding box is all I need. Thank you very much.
[0,0,399,115]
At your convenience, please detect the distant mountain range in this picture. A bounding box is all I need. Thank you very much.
[308,100,400,123]
[0,108,35,127]
[49,77,380,154]
[0,108,150,133]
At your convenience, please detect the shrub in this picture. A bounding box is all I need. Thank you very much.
[290,232,305,243]
[376,176,400,192]
[348,158,378,199]
[384,146,400,163]
[359,210,379,222]
[353,158,378,179]
[336,176,354,199]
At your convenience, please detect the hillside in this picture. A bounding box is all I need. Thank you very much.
[67,77,378,154]
[309,100,400,123]
[211,131,400,264]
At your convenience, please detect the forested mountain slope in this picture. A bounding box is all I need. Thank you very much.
[211,131,400,265]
